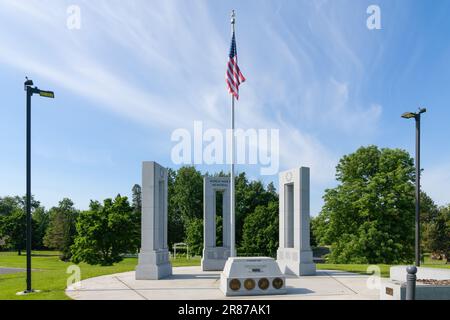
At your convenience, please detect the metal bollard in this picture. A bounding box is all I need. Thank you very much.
[406,266,417,300]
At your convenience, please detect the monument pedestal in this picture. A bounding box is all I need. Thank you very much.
[201,247,231,271]
[220,257,287,297]
[135,249,172,280]
[277,248,316,276]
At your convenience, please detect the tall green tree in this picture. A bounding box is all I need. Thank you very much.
[167,168,185,249]
[32,206,49,249]
[169,166,203,252]
[240,201,279,257]
[1,208,27,255]
[0,196,20,216]
[235,173,278,246]
[171,166,203,222]
[0,195,42,254]
[131,184,142,214]
[130,184,142,252]
[423,205,450,262]
[420,193,440,224]
[314,146,416,264]
[71,195,139,266]
[185,217,203,256]
[44,198,79,260]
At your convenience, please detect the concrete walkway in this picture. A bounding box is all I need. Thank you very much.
[0,267,29,275]
[66,266,380,300]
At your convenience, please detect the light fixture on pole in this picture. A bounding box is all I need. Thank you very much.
[18,78,54,295]
[401,107,426,267]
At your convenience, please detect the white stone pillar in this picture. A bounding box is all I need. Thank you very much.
[277,167,316,276]
[135,161,172,280]
[201,177,231,271]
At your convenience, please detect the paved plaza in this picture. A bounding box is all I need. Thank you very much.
[66,266,380,300]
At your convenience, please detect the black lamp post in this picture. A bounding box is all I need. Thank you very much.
[22,78,54,294]
[401,107,426,267]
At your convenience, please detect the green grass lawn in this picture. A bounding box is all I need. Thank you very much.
[1,251,448,300]
[0,251,200,300]
[317,256,449,278]
[317,264,392,277]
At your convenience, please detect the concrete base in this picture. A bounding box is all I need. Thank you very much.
[135,250,172,280]
[16,289,41,296]
[201,247,230,271]
[380,279,450,300]
[277,248,316,276]
[379,266,450,300]
[389,266,450,282]
[220,257,287,297]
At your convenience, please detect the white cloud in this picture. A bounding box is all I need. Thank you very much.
[0,0,383,197]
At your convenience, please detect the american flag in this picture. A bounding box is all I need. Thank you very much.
[226,31,245,100]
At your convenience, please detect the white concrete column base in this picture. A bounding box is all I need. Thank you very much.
[201,247,230,271]
[277,248,316,276]
[135,250,172,280]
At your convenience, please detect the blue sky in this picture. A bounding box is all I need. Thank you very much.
[0,0,449,215]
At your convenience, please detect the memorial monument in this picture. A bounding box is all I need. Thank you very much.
[220,257,286,296]
[135,161,172,280]
[277,167,316,276]
[202,177,231,271]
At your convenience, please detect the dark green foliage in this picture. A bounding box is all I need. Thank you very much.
[130,185,142,253]
[32,206,49,249]
[0,208,27,255]
[44,198,79,261]
[423,205,450,262]
[240,201,279,257]
[167,168,186,249]
[185,218,203,256]
[235,174,278,246]
[0,195,43,254]
[71,195,139,266]
[171,166,203,222]
[131,184,142,214]
[315,146,416,264]
[0,196,21,216]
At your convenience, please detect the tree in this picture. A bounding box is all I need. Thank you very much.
[0,195,42,255]
[235,173,278,247]
[240,201,279,257]
[167,168,185,249]
[1,208,27,255]
[310,217,318,248]
[420,192,440,224]
[185,217,203,256]
[44,198,79,260]
[314,146,416,264]
[423,205,450,262]
[0,197,23,253]
[131,184,142,214]
[0,196,20,216]
[130,184,142,252]
[71,195,139,266]
[168,166,203,252]
[171,166,203,222]
[32,206,49,250]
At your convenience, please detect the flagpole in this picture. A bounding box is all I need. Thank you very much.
[230,10,236,258]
